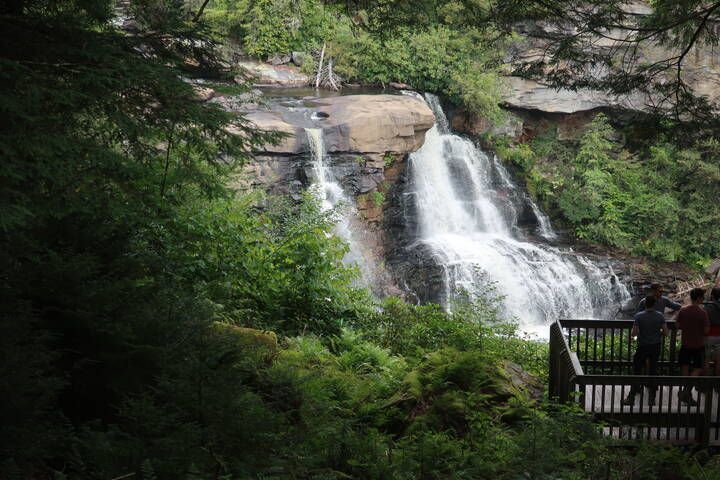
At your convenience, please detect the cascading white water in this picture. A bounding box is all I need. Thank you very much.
[410,95,629,334]
[305,128,370,278]
[491,153,557,240]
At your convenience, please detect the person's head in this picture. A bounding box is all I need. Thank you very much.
[650,283,663,299]
[644,295,657,310]
[690,287,705,304]
[712,287,720,302]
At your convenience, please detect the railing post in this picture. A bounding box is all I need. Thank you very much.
[549,323,558,398]
[699,381,712,447]
[668,326,678,375]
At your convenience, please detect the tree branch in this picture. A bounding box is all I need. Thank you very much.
[193,0,212,22]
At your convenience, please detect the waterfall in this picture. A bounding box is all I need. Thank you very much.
[304,128,370,279]
[529,200,559,240]
[409,94,629,334]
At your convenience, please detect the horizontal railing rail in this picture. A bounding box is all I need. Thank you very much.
[558,318,680,376]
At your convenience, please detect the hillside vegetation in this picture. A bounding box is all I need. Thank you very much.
[495,115,720,267]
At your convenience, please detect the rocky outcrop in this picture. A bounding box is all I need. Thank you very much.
[314,95,435,153]
[501,77,643,113]
[243,94,435,155]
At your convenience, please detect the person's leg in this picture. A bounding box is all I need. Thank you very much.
[683,349,703,406]
[647,344,660,405]
[678,348,696,404]
[691,349,704,377]
[623,347,644,404]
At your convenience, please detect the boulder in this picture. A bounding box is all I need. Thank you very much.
[192,85,215,102]
[240,110,306,154]
[291,51,308,67]
[501,360,543,401]
[707,258,720,286]
[236,60,310,88]
[389,81,412,90]
[206,323,278,363]
[240,94,435,156]
[452,107,523,139]
[210,88,264,112]
[267,53,292,65]
[314,94,435,154]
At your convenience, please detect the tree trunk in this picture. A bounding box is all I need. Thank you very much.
[315,43,326,89]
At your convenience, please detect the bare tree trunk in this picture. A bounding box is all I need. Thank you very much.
[315,43,326,89]
[327,58,338,90]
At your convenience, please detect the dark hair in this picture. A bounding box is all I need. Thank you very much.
[712,287,720,301]
[644,295,657,309]
[650,283,663,291]
[690,287,706,302]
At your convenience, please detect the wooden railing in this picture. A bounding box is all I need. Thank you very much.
[549,319,720,446]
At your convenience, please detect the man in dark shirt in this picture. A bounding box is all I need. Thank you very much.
[622,295,669,406]
[677,288,710,405]
[635,283,682,315]
[704,287,720,376]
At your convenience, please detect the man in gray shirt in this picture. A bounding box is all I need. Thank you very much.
[623,295,669,406]
[635,283,682,315]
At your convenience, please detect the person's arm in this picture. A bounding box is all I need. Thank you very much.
[635,298,645,314]
[631,322,639,339]
[665,297,682,313]
[661,322,669,337]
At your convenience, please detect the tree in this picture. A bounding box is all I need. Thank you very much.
[0,0,271,473]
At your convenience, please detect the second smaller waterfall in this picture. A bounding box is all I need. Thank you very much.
[304,128,372,281]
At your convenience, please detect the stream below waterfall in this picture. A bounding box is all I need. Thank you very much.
[406,94,630,335]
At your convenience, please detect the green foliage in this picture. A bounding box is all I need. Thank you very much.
[496,114,720,266]
[205,0,505,118]
[207,0,337,57]
[330,24,505,118]
[371,190,385,207]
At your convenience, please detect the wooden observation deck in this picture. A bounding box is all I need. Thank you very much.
[549,319,720,446]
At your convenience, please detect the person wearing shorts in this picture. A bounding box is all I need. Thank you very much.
[622,295,669,407]
[677,288,710,405]
[704,287,720,376]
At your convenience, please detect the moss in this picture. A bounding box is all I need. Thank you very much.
[371,190,385,207]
